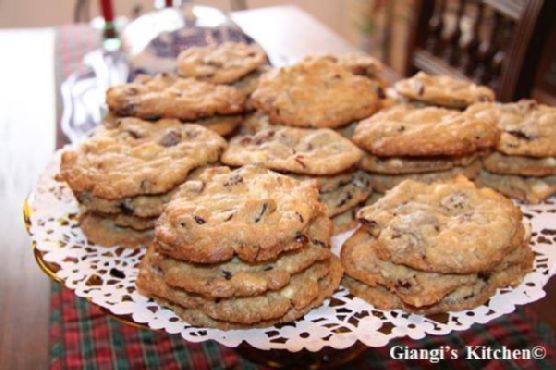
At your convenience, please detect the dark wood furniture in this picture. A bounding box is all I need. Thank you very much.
[532,14,556,106]
[405,0,556,102]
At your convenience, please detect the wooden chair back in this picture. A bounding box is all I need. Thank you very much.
[405,0,554,101]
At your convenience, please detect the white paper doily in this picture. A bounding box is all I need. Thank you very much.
[26,151,556,351]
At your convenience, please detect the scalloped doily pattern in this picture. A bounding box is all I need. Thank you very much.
[27,152,556,351]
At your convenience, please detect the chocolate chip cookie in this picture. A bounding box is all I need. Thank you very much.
[366,160,482,193]
[394,72,495,109]
[58,118,227,199]
[190,114,244,137]
[80,212,153,248]
[359,151,481,174]
[331,192,383,235]
[293,171,373,217]
[353,105,500,157]
[357,176,525,273]
[75,189,176,218]
[107,74,245,120]
[155,165,324,263]
[341,230,531,308]
[303,53,384,78]
[482,151,556,176]
[252,60,379,128]
[467,100,556,157]
[177,42,268,84]
[476,170,556,204]
[343,230,475,307]
[222,114,363,175]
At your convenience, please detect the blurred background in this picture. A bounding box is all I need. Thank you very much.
[0,0,413,74]
[1,0,555,104]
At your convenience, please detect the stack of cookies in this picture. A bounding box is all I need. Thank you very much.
[136,165,343,329]
[57,117,226,247]
[342,176,533,313]
[466,100,556,203]
[220,112,374,236]
[221,114,372,234]
[220,58,383,234]
[353,104,500,193]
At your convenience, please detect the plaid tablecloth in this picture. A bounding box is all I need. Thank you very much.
[49,283,556,369]
[50,24,556,369]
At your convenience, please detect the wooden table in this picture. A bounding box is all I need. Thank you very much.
[1,5,555,370]
[0,28,56,370]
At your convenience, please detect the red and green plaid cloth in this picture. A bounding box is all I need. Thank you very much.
[51,25,556,369]
[49,283,556,369]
